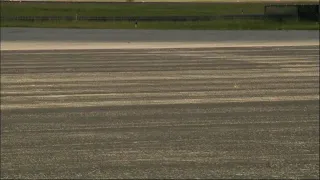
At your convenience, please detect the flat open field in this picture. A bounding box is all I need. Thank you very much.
[2,0,319,30]
[1,28,319,179]
[2,0,318,17]
[1,2,266,16]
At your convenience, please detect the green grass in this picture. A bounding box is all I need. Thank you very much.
[3,0,318,17]
[1,20,319,30]
[1,1,318,30]
[1,2,267,17]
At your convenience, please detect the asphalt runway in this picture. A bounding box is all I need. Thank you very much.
[2,28,319,43]
[1,45,319,179]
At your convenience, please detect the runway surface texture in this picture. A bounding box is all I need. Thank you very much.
[1,28,319,179]
[2,28,318,42]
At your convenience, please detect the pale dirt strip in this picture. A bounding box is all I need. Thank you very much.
[1,41,319,51]
[1,96,319,110]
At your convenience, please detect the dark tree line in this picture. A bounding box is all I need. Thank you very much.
[297,5,319,21]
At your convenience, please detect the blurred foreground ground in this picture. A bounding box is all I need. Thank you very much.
[1,28,319,179]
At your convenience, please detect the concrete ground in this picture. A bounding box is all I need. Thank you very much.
[0,28,319,179]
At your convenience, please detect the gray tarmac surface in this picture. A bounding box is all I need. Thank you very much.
[2,28,319,43]
[1,45,320,179]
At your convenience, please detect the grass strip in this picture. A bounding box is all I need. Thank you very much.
[1,2,267,17]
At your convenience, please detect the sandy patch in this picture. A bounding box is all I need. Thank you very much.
[1,41,319,51]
